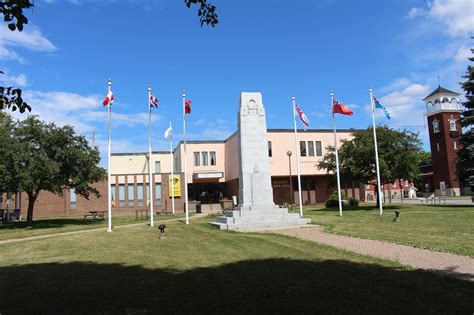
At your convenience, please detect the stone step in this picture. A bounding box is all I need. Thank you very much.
[216,213,305,225]
[210,218,311,231]
[225,208,290,218]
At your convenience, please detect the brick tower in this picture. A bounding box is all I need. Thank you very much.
[422,86,462,196]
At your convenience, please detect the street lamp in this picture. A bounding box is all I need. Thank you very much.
[287,150,293,207]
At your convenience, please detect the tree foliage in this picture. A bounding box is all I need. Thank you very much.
[0,1,33,113]
[318,126,423,185]
[185,0,218,27]
[0,0,32,31]
[0,113,106,224]
[457,47,474,189]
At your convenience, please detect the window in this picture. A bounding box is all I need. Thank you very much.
[137,184,144,206]
[432,119,440,133]
[128,184,135,207]
[315,141,322,157]
[202,152,208,166]
[268,141,272,157]
[155,183,162,205]
[210,151,216,165]
[454,141,457,150]
[308,141,315,157]
[70,188,77,209]
[111,184,116,202]
[449,116,456,131]
[300,141,307,157]
[155,161,161,173]
[194,152,200,166]
[118,184,125,207]
[436,142,440,152]
[392,181,396,188]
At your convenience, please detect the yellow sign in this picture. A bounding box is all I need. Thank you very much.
[169,175,181,197]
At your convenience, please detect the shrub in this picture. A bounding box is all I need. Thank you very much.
[348,197,359,207]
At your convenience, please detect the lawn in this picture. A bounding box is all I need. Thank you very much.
[0,213,186,241]
[305,204,474,257]
[0,216,473,314]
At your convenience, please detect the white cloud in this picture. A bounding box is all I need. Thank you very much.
[408,7,427,19]
[0,25,56,63]
[427,0,474,37]
[0,71,28,87]
[453,45,472,63]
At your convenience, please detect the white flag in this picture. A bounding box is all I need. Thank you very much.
[164,125,172,139]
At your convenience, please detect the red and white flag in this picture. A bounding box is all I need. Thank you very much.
[295,104,309,129]
[103,90,114,107]
[185,99,192,114]
[150,95,158,108]
[332,100,353,116]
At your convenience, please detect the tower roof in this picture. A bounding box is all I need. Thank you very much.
[423,86,459,101]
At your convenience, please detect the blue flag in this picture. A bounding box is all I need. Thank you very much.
[373,96,391,120]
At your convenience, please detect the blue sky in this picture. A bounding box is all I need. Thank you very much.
[1,0,472,166]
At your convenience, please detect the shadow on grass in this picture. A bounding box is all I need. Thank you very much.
[1,259,473,313]
[0,218,104,230]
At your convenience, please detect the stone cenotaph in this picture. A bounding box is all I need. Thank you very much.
[211,92,310,230]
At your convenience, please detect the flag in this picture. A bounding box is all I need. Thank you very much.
[295,104,309,129]
[185,99,192,114]
[164,125,172,139]
[150,95,159,108]
[373,96,391,120]
[103,90,114,106]
[332,100,353,115]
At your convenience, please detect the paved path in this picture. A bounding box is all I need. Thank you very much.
[0,213,208,245]
[267,225,474,281]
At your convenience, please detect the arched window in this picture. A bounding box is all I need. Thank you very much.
[432,118,440,133]
[449,115,456,131]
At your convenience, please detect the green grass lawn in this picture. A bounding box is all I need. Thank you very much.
[305,204,474,257]
[0,213,186,241]
[0,216,473,314]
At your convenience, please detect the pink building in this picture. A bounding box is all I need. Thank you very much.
[174,128,362,205]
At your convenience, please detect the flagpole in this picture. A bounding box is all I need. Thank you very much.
[369,87,384,215]
[183,92,189,225]
[107,79,113,232]
[148,84,155,227]
[169,121,175,215]
[292,95,304,218]
[331,92,343,217]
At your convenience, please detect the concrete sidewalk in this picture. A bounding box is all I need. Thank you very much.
[267,225,474,281]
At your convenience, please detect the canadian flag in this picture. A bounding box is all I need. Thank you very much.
[103,90,114,107]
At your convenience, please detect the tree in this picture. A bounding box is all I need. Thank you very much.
[318,126,423,206]
[0,114,106,224]
[457,47,474,191]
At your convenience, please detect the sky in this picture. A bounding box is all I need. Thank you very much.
[1,0,472,167]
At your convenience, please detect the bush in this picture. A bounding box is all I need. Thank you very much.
[348,197,359,207]
[325,191,359,208]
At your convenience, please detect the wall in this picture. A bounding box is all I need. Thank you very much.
[267,130,353,177]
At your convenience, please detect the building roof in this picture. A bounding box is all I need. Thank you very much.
[423,86,460,101]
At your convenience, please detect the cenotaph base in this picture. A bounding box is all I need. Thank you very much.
[210,92,310,230]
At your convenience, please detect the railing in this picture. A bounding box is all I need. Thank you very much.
[427,102,460,113]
